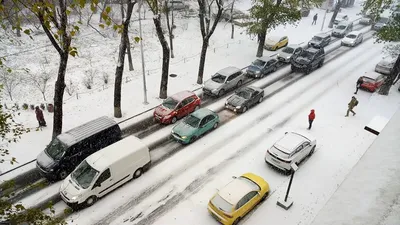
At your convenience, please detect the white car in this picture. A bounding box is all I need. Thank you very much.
[334,13,349,25]
[265,131,316,173]
[341,31,363,47]
[375,57,396,75]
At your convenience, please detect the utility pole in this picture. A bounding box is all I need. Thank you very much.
[277,163,298,210]
[321,9,328,31]
[138,0,148,104]
[328,0,343,28]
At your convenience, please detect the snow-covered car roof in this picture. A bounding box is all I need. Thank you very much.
[266,36,284,42]
[361,71,385,80]
[218,176,260,205]
[170,90,196,101]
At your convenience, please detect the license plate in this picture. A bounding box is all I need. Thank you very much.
[271,158,280,164]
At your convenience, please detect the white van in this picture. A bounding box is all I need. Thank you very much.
[59,135,151,209]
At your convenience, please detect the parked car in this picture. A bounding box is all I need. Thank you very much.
[333,13,349,25]
[332,21,353,37]
[153,90,201,124]
[171,108,219,144]
[216,9,249,21]
[291,47,325,74]
[264,35,288,51]
[359,15,373,25]
[359,72,386,92]
[225,86,264,113]
[341,31,363,46]
[60,136,151,209]
[375,57,396,75]
[246,57,279,78]
[203,67,245,97]
[208,173,270,225]
[277,44,303,63]
[36,116,122,181]
[301,7,310,17]
[167,0,187,10]
[308,33,331,48]
[265,131,316,173]
[373,16,390,30]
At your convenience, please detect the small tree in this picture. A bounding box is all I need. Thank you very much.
[83,69,96,89]
[0,67,21,101]
[65,79,77,96]
[28,64,52,101]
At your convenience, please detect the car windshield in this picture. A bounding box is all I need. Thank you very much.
[184,115,201,127]
[282,47,294,54]
[378,17,389,23]
[211,194,233,213]
[162,97,179,109]
[312,36,322,41]
[299,50,314,59]
[71,160,99,189]
[336,25,346,30]
[236,89,252,99]
[346,34,357,39]
[45,138,66,160]
[252,59,266,67]
[211,73,227,83]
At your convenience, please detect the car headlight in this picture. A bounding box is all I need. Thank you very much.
[225,101,228,105]
[181,136,187,139]
[71,194,82,201]
[236,106,241,109]
[255,71,260,74]
[164,115,171,119]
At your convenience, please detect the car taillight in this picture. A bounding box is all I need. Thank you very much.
[223,212,233,218]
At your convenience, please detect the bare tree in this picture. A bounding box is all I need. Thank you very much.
[196,0,224,84]
[28,64,52,101]
[83,69,96,89]
[146,0,170,98]
[65,79,77,96]
[165,0,175,58]
[114,0,137,118]
[0,68,21,101]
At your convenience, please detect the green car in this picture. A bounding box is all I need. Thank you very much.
[171,108,220,144]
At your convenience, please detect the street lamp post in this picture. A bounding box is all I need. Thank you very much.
[138,0,148,105]
[277,163,298,210]
[321,9,328,31]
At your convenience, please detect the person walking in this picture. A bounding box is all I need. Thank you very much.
[35,106,46,127]
[354,77,364,94]
[308,109,315,130]
[345,96,358,117]
[312,13,318,25]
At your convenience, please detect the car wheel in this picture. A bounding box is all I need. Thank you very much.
[211,122,219,130]
[218,89,225,97]
[236,80,242,87]
[305,67,311,75]
[261,191,269,201]
[318,61,323,68]
[260,73,265,78]
[59,170,68,180]
[85,196,98,207]
[258,95,263,103]
[232,218,241,225]
[189,136,197,143]
[242,106,248,113]
[133,168,143,178]
[171,117,177,124]
[308,146,316,157]
[194,105,200,112]
[273,66,277,72]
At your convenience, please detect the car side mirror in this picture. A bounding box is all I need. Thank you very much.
[94,183,101,189]
[285,131,288,134]
[232,176,237,179]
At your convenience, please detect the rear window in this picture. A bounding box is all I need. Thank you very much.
[211,194,233,213]
[272,145,289,155]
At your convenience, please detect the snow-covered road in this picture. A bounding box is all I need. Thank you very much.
[59,31,400,225]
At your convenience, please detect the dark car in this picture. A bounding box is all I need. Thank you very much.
[291,47,325,74]
[246,57,279,78]
[225,86,264,113]
[36,116,122,181]
[308,33,331,48]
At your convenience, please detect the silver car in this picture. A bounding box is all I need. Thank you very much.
[203,67,245,97]
[341,31,363,46]
[277,45,303,63]
[332,21,353,37]
[265,131,316,173]
[167,0,187,10]
[375,57,396,75]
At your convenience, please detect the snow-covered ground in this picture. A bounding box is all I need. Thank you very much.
[59,36,400,225]
[0,1,367,175]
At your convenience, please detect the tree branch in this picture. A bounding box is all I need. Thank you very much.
[198,0,207,38]
[37,11,63,54]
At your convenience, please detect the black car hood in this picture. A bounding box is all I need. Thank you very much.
[37,150,56,169]
[294,57,311,65]
[227,95,247,107]
[248,65,261,73]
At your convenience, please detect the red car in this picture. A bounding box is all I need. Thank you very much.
[359,72,386,92]
[153,90,201,124]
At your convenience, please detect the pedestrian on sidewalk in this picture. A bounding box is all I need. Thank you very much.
[308,109,315,129]
[312,13,318,25]
[35,106,47,127]
[354,77,364,94]
[345,96,358,117]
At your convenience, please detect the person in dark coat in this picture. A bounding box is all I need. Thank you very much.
[354,77,364,94]
[345,96,358,117]
[312,13,318,25]
[308,109,315,129]
[35,106,46,127]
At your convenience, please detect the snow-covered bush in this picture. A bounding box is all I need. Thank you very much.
[82,70,96,89]
[102,72,109,84]
[22,103,28,110]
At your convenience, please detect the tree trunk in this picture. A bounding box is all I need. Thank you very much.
[126,37,134,71]
[15,11,21,37]
[113,2,135,118]
[230,0,235,39]
[379,54,400,95]
[328,0,342,28]
[197,38,209,84]
[153,15,170,99]
[52,53,68,138]
[165,2,175,59]
[42,92,46,101]
[120,0,125,19]
[256,30,266,57]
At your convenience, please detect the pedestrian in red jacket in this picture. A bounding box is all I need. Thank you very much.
[308,109,315,130]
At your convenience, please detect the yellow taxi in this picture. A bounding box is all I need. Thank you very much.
[264,35,289,51]
[207,173,270,225]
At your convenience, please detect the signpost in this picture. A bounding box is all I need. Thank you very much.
[277,163,298,210]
